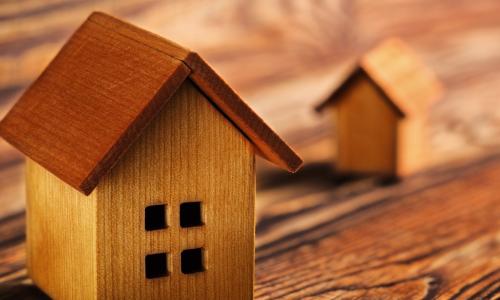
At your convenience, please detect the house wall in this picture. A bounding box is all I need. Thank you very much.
[25,159,97,299]
[333,77,400,175]
[95,80,255,299]
[397,116,426,176]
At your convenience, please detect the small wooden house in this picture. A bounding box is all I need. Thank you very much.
[0,12,302,300]
[316,38,443,177]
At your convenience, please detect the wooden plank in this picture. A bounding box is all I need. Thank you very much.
[1,153,500,299]
[0,160,24,217]
[253,154,500,299]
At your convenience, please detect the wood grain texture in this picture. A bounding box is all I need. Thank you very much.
[81,12,303,174]
[0,14,191,195]
[2,1,500,299]
[25,159,97,300]
[88,11,191,62]
[0,12,301,196]
[2,0,500,174]
[3,152,500,299]
[95,80,255,299]
[21,80,256,299]
[185,52,303,173]
[253,154,500,299]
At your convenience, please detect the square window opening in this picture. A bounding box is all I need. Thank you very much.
[145,204,167,231]
[180,202,203,228]
[145,253,168,279]
[181,248,205,274]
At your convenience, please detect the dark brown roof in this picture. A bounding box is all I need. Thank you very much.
[316,38,444,116]
[0,12,302,195]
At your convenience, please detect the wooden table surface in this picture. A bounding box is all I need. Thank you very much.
[1,1,500,299]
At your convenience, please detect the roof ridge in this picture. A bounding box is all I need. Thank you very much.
[89,12,192,61]
[88,12,302,173]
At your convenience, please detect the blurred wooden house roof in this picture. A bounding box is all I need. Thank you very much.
[316,38,443,116]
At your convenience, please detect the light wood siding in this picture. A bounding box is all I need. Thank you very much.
[95,80,255,299]
[397,116,426,175]
[26,159,97,300]
[334,78,400,175]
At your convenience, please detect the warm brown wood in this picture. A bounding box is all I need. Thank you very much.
[89,12,192,62]
[397,116,428,175]
[254,154,500,299]
[22,80,256,299]
[333,77,399,175]
[360,38,444,116]
[317,38,443,116]
[91,12,303,173]
[0,12,301,196]
[25,160,97,299]
[0,14,191,195]
[3,153,500,299]
[2,1,500,299]
[95,80,255,299]
[316,39,443,177]
[328,74,431,176]
[2,1,500,175]
[185,53,303,173]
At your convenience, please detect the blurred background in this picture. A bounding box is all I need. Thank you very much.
[2,0,500,176]
[3,0,500,220]
[2,1,500,298]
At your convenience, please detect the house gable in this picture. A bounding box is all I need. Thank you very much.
[333,74,400,175]
[319,69,405,118]
[95,80,255,299]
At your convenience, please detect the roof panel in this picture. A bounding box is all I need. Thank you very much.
[0,16,191,194]
[360,38,443,116]
[316,38,443,116]
[0,12,302,195]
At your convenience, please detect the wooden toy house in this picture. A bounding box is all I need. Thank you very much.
[0,12,302,300]
[315,38,443,177]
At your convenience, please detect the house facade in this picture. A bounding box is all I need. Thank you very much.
[330,71,401,175]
